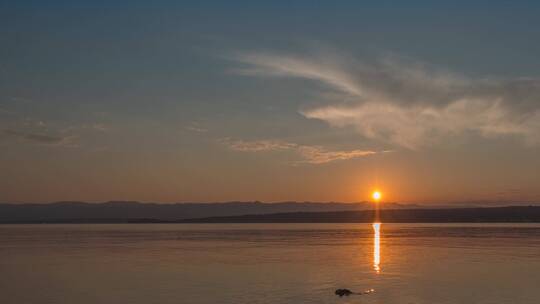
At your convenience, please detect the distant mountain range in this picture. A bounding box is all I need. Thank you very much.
[0,201,416,223]
[1,201,539,223]
[180,206,540,223]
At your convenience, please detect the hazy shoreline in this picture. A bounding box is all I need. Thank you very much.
[1,205,539,224]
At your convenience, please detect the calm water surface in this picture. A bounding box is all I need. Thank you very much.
[1,223,540,304]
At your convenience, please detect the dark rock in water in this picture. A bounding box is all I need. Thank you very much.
[335,289,353,297]
[335,288,375,297]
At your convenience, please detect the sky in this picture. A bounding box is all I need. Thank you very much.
[1,1,540,204]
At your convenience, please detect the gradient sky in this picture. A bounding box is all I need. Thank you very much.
[1,1,540,204]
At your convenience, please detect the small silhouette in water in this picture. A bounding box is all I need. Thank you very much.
[335,289,353,297]
[335,288,375,297]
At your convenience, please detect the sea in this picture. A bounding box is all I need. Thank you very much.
[1,223,539,304]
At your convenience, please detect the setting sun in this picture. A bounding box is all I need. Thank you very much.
[372,191,382,201]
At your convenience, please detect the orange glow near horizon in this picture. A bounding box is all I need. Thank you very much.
[373,222,381,274]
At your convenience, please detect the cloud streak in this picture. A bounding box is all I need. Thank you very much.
[233,52,362,96]
[2,129,77,146]
[233,51,540,148]
[221,138,378,164]
[185,122,208,133]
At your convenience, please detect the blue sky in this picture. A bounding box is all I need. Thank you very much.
[1,1,540,203]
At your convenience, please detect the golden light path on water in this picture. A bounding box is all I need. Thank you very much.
[373,222,381,274]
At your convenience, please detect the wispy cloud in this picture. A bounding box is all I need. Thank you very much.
[233,50,540,149]
[0,101,108,149]
[90,123,109,132]
[222,138,295,152]
[1,129,77,147]
[295,145,378,164]
[185,122,208,133]
[233,52,362,96]
[221,138,379,164]
[302,99,540,149]
[0,107,16,116]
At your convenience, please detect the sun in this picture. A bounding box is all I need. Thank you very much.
[372,191,382,202]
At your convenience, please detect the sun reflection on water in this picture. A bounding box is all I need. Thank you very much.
[373,222,381,274]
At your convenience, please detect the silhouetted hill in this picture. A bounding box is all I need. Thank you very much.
[0,201,415,223]
[180,206,540,223]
